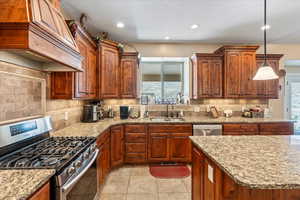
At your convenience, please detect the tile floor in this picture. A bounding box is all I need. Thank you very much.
[98,165,191,200]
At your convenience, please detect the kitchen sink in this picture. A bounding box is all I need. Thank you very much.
[150,117,185,122]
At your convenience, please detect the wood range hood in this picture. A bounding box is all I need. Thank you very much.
[0,0,83,72]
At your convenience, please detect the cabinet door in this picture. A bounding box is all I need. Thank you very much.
[148,132,169,162]
[120,58,137,98]
[74,35,89,98]
[265,59,279,98]
[169,133,192,162]
[51,72,73,99]
[100,46,120,98]
[255,59,267,97]
[198,59,211,97]
[240,52,256,97]
[97,146,105,188]
[110,125,124,168]
[224,51,241,97]
[87,46,97,98]
[195,57,222,98]
[210,58,223,97]
[192,148,204,200]
[103,138,111,178]
[255,58,280,98]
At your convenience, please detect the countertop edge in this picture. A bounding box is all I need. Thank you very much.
[190,137,300,190]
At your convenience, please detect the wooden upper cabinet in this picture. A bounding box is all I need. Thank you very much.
[224,51,241,97]
[75,35,89,98]
[51,21,97,99]
[120,52,139,98]
[215,45,259,98]
[0,0,82,71]
[191,54,223,99]
[255,54,283,99]
[98,41,120,98]
[240,51,257,97]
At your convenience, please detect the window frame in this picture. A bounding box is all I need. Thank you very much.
[140,57,188,100]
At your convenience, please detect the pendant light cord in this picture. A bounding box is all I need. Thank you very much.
[264,0,267,65]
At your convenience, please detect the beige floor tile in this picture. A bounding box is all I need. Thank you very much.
[156,179,187,193]
[109,166,133,177]
[130,165,151,176]
[128,176,157,194]
[158,193,191,200]
[99,194,126,200]
[126,194,158,200]
[182,176,191,193]
[102,176,130,194]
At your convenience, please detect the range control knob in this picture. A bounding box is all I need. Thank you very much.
[84,152,90,159]
[75,160,82,168]
[67,166,76,175]
[90,144,96,152]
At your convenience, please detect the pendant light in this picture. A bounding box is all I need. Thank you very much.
[253,0,279,80]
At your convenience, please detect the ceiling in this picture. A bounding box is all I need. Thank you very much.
[62,0,300,43]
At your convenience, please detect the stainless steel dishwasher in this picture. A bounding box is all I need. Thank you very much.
[193,124,222,136]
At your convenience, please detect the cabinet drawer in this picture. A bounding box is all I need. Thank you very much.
[125,153,147,163]
[223,131,259,136]
[223,124,259,132]
[125,124,146,133]
[148,124,192,133]
[125,132,146,142]
[259,123,293,133]
[260,132,292,135]
[125,143,146,153]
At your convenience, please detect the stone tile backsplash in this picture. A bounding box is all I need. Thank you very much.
[103,99,269,118]
[0,61,84,131]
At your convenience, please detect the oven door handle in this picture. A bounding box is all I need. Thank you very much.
[62,149,99,193]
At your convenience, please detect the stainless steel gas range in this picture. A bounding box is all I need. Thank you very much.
[0,117,99,200]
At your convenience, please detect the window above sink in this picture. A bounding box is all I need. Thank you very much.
[140,57,190,104]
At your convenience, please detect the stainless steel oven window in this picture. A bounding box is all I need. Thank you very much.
[66,161,98,200]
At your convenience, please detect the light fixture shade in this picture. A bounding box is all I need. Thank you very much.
[253,65,279,80]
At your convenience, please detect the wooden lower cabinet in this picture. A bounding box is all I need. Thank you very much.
[96,129,111,189]
[29,182,50,200]
[124,124,147,163]
[110,125,125,168]
[223,122,294,136]
[170,133,192,162]
[148,124,192,162]
[260,122,294,135]
[148,132,170,162]
[192,147,204,200]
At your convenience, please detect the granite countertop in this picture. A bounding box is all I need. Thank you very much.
[190,135,300,189]
[52,117,294,137]
[0,169,55,200]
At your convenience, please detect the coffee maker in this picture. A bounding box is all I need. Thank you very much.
[82,104,100,122]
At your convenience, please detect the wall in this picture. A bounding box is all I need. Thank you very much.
[124,43,300,118]
[0,55,84,131]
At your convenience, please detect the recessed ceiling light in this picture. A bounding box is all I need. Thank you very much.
[190,24,199,29]
[116,22,125,28]
[261,24,271,30]
[164,36,170,40]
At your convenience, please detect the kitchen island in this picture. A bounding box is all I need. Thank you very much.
[190,135,300,200]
